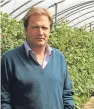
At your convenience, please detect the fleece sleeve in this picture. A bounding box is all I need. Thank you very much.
[1,55,12,109]
[63,57,75,109]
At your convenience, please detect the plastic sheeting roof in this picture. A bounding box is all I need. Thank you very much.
[1,0,94,29]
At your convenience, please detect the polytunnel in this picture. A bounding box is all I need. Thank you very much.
[1,0,94,30]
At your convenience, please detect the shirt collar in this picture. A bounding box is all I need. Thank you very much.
[24,40,52,57]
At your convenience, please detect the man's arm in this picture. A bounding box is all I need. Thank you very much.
[1,55,12,109]
[63,57,75,109]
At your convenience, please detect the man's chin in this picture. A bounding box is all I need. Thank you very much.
[36,43,46,47]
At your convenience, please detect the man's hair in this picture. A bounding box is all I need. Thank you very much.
[23,7,53,30]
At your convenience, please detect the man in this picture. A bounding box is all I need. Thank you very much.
[1,7,75,109]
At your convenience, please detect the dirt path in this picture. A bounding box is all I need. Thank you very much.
[82,97,94,109]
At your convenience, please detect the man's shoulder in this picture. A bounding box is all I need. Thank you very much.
[52,47,65,58]
[2,44,25,59]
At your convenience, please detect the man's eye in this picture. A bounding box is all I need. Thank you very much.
[32,26,38,29]
[31,26,48,30]
[42,27,48,30]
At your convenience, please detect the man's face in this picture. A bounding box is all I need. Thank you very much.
[25,14,51,48]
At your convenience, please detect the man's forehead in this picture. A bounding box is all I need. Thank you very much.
[28,17,50,26]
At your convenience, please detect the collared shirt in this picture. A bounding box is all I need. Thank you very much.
[24,41,52,69]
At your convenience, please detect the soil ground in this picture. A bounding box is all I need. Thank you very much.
[82,97,94,109]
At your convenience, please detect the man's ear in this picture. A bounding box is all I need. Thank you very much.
[24,29,27,36]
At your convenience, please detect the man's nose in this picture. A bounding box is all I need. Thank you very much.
[37,27,43,35]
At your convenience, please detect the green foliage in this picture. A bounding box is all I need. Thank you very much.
[1,12,25,55]
[49,23,94,108]
[1,12,94,108]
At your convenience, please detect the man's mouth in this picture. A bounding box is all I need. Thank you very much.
[35,38,44,40]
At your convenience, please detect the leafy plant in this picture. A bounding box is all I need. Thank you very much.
[50,24,94,108]
[1,12,25,55]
